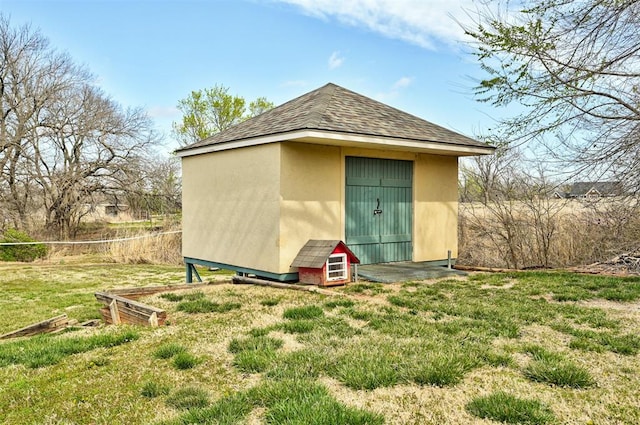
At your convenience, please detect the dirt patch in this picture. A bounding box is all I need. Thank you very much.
[578,299,640,313]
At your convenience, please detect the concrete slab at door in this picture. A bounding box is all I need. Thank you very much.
[345,157,412,264]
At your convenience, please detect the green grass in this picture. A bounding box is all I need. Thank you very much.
[172,352,201,370]
[466,392,555,424]
[260,297,281,306]
[160,291,205,302]
[141,381,171,398]
[0,262,185,334]
[282,305,324,319]
[228,335,284,373]
[162,392,253,425]
[521,348,596,389]
[166,387,210,410]
[341,282,390,295]
[2,263,640,424]
[280,319,315,334]
[324,298,355,309]
[153,343,187,359]
[176,299,241,314]
[166,379,383,425]
[412,352,478,387]
[228,336,284,353]
[160,293,184,302]
[0,329,139,368]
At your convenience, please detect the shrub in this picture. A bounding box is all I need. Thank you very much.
[466,392,555,424]
[0,229,47,262]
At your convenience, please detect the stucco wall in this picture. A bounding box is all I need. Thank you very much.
[181,143,281,272]
[413,154,459,261]
[182,142,459,276]
[279,143,342,273]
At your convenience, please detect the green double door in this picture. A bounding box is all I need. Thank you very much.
[345,157,413,264]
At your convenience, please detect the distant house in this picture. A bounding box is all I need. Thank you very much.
[568,182,623,199]
[176,83,494,282]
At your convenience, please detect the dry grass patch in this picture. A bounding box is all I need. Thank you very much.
[2,265,640,424]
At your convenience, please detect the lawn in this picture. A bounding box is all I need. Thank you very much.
[1,261,639,424]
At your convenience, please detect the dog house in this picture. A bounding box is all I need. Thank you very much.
[291,240,359,286]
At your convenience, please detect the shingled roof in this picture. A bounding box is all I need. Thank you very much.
[176,83,494,157]
[569,181,623,197]
[291,240,359,268]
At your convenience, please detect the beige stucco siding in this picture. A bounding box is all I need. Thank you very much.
[181,143,281,272]
[279,143,342,273]
[182,141,459,276]
[413,154,459,261]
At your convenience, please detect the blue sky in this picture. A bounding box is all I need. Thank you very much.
[1,0,507,153]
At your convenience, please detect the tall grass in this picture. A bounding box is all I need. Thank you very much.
[106,228,182,265]
[459,198,640,269]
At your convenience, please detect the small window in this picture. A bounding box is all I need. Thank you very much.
[326,253,347,281]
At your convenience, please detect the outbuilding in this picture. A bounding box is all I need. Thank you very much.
[176,83,494,282]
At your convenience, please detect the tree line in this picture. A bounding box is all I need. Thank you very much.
[0,13,273,241]
[0,16,174,239]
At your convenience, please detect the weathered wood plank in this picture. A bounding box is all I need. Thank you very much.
[109,299,121,325]
[95,292,166,327]
[0,314,70,340]
[232,276,344,297]
[105,282,224,300]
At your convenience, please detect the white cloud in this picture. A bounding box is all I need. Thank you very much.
[392,76,413,89]
[328,51,344,69]
[376,77,414,101]
[275,0,480,50]
[147,105,180,119]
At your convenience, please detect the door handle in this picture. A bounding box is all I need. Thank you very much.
[373,198,383,215]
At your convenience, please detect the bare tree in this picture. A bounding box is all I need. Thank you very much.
[0,16,87,229]
[35,84,157,238]
[123,154,181,220]
[0,15,159,238]
[465,0,640,189]
[460,142,568,268]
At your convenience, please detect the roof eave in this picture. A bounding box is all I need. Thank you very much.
[175,130,495,158]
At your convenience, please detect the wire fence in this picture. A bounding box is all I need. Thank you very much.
[0,230,182,246]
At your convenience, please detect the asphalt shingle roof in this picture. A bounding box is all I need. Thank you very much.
[177,83,490,153]
[569,181,623,197]
[291,240,359,268]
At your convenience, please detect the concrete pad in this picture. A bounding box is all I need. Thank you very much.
[356,262,466,283]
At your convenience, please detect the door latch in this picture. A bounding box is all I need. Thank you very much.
[373,198,383,215]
